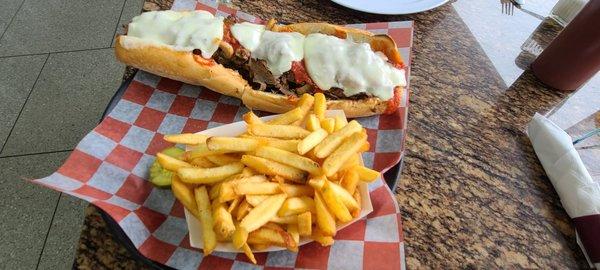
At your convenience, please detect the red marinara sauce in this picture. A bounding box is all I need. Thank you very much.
[222,23,241,51]
[384,86,402,114]
[192,49,216,66]
[385,60,405,114]
[291,61,321,92]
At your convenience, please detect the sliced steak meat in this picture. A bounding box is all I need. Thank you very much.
[347,92,371,100]
[213,42,250,71]
[293,84,314,95]
[248,59,277,85]
[283,71,296,86]
[231,46,250,66]
[323,87,346,100]
[323,88,371,100]
[246,59,296,96]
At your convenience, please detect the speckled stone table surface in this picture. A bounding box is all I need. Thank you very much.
[74,0,595,269]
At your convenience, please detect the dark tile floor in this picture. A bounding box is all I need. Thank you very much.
[0,0,144,268]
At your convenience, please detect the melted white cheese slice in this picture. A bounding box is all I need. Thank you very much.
[231,23,304,76]
[230,22,265,52]
[127,10,223,59]
[304,33,406,100]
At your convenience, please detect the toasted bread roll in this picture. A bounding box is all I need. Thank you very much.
[115,36,248,98]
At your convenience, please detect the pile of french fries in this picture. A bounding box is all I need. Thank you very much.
[156,93,380,264]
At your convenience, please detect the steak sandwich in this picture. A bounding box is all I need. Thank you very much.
[115,10,407,117]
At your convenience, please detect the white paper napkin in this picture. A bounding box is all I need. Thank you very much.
[528,113,599,268]
[528,113,598,218]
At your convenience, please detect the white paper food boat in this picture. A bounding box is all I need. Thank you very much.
[183,110,373,252]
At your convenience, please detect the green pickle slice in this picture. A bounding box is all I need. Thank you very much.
[149,147,185,188]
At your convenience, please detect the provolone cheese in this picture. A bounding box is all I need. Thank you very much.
[304,33,406,100]
[230,22,265,52]
[127,10,223,59]
[231,23,305,76]
[252,31,305,76]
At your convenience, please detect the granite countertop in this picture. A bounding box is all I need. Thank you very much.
[75,0,590,268]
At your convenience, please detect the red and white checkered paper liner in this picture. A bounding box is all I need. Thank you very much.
[32,1,413,269]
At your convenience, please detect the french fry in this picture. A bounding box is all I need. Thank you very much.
[303,149,323,164]
[314,120,362,159]
[185,143,233,159]
[156,153,192,171]
[236,200,252,221]
[242,167,257,177]
[314,190,336,236]
[356,165,380,182]
[297,93,315,109]
[251,243,270,251]
[292,94,315,126]
[322,132,367,177]
[266,107,304,125]
[278,196,316,216]
[241,194,287,232]
[329,172,342,183]
[205,154,240,166]
[297,211,312,236]
[171,176,198,216]
[271,175,285,184]
[252,243,269,251]
[246,195,269,207]
[233,227,249,250]
[248,124,310,139]
[338,154,360,172]
[234,194,287,248]
[247,225,296,250]
[164,133,208,145]
[228,197,241,213]
[306,114,321,131]
[340,170,360,195]
[242,243,256,264]
[298,93,315,110]
[194,186,217,255]
[321,181,353,222]
[178,162,245,184]
[189,156,216,168]
[359,141,370,152]
[314,92,326,120]
[213,204,236,240]
[271,215,298,224]
[235,182,281,195]
[243,111,264,125]
[207,137,261,152]
[255,146,320,175]
[311,227,334,246]
[211,198,221,211]
[334,115,348,131]
[241,155,306,182]
[320,118,335,133]
[218,175,268,203]
[287,224,300,245]
[352,190,361,218]
[264,222,297,251]
[264,139,300,153]
[280,183,314,197]
[209,182,222,200]
[327,180,359,212]
[297,129,328,155]
[308,175,327,190]
[240,135,300,153]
